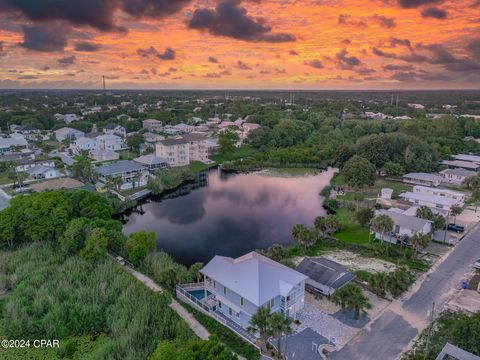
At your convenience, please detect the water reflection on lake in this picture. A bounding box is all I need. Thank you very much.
[122,167,336,266]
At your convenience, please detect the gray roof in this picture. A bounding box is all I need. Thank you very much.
[183,133,207,142]
[0,138,28,149]
[400,191,459,206]
[403,172,443,182]
[297,257,355,295]
[454,154,480,163]
[133,154,168,166]
[442,168,477,177]
[435,343,480,360]
[200,252,308,307]
[442,160,480,170]
[95,160,146,176]
[377,209,431,232]
[159,138,189,146]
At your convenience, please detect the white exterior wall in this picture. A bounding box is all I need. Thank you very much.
[156,143,190,167]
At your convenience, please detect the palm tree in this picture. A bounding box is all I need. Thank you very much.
[332,284,371,320]
[450,205,463,224]
[410,233,431,254]
[111,176,123,192]
[248,307,272,353]
[416,205,433,220]
[324,215,341,235]
[371,215,394,244]
[268,313,292,359]
[291,224,308,251]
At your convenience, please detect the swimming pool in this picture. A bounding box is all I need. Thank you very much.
[188,290,211,300]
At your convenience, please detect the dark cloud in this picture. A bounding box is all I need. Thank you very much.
[397,0,443,8]
[208,56,219,63]
[0,0,192,32]
[383,64,415,71]
[289,50,299,55]
[57,55,76,66]
[151,68,157,75]
[336,49,361,68]
[237,60,251,70]
[421,7,448,19]
[136,46,175,60]
[341,39,352,45]
[467,39,480,60]
[74,41,102,52]
[305,60,324,69]
[188,0,295,43]
[338,14,368,28]
[0,41,4,56]
[390,71,418,81]
[389,37,412,49]
[18,75,38,80]
[21,23,68,52]
[372,14,396,28]
[275,68,286,74]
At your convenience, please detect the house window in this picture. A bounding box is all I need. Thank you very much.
[213,280,216,288]
[218,302,222,309]
[223,287,227,296]
[240,297,244,306]
[266,298,274,310]
[229,307,233,316]
[236,312,240,318]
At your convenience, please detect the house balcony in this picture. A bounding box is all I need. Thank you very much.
[280,296,297,309]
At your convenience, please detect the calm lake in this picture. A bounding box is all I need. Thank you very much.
[122,167,336,266]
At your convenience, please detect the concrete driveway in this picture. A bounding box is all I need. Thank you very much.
[331,223,480,360]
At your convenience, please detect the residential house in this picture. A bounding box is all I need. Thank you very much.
[25,165,61,180]
[63,114,80,124]
[96,134,126,151]
[15,159,55,172]
[440,168,477,185]
[163,125,182,135]
[402,172,443,187]
[103,124,126,138]
[399,192,462,212]
[156,138,190,167]
[55,127,85,142]
[95,160,148,190]
[296,257,355,296]
[174,123,195,133]
[142,119,163,132]
[412,185,466,205]
[177,252,307,331]
[453,154,480,164]
[13,125,41,141]
[441,160,480,171]
[435,343,480,360]
[0,137,28,154]
[206,138,220,155]
[133,154,169,170]
[72,137,97,154]
[143,132,164,143]
[373,209,432,245]
[90,149,119,162]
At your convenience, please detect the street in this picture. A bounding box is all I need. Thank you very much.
[331,224,480,360]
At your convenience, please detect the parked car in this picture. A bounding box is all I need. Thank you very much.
[447,224,465,233]
[473,259,480,270]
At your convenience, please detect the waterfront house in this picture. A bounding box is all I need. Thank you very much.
[296,257,355,296]
[156,138,190,167]
[412,185,466,205]
[183,133,210,164]
[373,209,432,246]
[95,160,148,190]
[176,252,307,333]
[402,172,443,187]
[133,154,169,170]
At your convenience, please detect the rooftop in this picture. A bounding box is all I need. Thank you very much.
[399,192,459,206]
[453,154,480,163]
[376,209,431,232]
[200,252,308,307]
[441,167,477,177]
[159,138,189,146]
[133,154,169,166]
[96,160,146,176]
[403,172,443,182]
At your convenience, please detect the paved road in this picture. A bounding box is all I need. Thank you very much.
[332,225,480,360]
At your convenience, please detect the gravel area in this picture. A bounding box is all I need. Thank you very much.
[294,303,357,347]
[321,250,396,273]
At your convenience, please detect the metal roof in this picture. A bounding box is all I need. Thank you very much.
[435,343,480,360]
[441,168,477,177]
[296,257,355,296]
[400,192,459,206]
[159,138,189,146]
[95,160,146,176]
[376,209,431,232]
[200,252,308,307]
[403,172,443,182]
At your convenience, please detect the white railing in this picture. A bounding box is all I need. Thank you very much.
[179,282,205,290]
[175,285,212,313]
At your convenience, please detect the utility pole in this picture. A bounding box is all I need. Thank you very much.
[425,302,436,359]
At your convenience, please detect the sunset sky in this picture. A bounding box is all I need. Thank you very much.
[0,0,479,89]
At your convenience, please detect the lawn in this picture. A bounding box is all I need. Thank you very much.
[0,172,10,185]
[333,208,371,245]
[188,161,217,174]
[210,145,257,164]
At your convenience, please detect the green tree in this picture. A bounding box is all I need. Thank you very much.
[292,224,309,250]
[189,262,204,282]
[450,205,463,224]
[71,157,98,183]
[432,213,446,231]
[314,215,340,236]
[218,130,240,155]
[416,206,434,221]
[410,233,431,254]
[150,337,237,360]
[353,192,365,210]
[355,208,374,227]
[331,284,371,320]
[268,312,292,359]
[125,230,156,266]
[471,188,480,212]
[265,244,286,262]
[342,155,376,188]
[384,161,405,177]
[60,217,90,255]
[247,307,272,353]
[79,227,109,261]
[371,215,394,243]
[126,133,144,153]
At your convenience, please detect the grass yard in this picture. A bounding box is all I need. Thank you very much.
[0,172,10,185]
[188,161,217,174]
[210,145,257,164]
[334,208,371,245]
